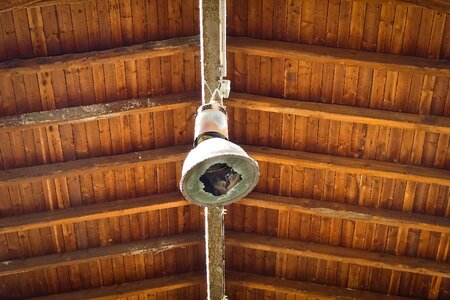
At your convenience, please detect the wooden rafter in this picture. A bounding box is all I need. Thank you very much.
[228,36,450,76]
[2,190,448,235]
[0,233,202,276]
[360,0,450,14]
[241,192,450,233]
[0,145,189,184]
[0,0,92,11]
[245,146,450,186]
[228,93,450,135]
[3,91,449,135]
[227,271,412,300]
[0,36,199,75]
[1,145,448,186]
[29,272,205,300]
[226,232,450,278]
[0,92,199,132]
[1,35,447,77]
[0,192,188,234]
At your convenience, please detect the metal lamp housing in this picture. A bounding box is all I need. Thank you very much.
[180,138,260,206]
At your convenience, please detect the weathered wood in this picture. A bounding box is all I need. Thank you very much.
[228,93,450,135]
[227,271,412,299]
[0,233,202,276]
[0,0,92,11]
[1,144,448,186]
[359,0,450,14]
[28,272,205,300]
[0,92,199,131]
[0,0,41,11]
[240,192,450,233]
[226,232,450,278]
[0,192,188,234]
[0,145,190,184]
[244,146,450,186]
[4,91,448,136]
[0,36,199,75]
[227,36,450,76]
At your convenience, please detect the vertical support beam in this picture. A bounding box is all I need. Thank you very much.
[205,205,226,299]
[200,0,227,299]
[200,0,226,104]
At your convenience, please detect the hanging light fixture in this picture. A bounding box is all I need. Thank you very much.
[179,0,260,299]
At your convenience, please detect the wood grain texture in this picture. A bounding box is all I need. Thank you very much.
[0,233,202,276]
[0,36,199,75]
[227,271,413,299]
[228,92,450,135]
[240,192,450,233]
[0,192,188,234]
[226,232,450,278]
[29,272,205,300]
[228,36,450,76]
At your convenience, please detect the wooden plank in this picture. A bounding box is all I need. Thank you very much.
[240,192,450,233]
[0,192,188,234]
[244,146,450,186]
[227,92,450,135]
[0,92,198,131]
[0,145,190,184]
[354,0,450,14]
[0,0,91,11]
[226,232,450,279]
[0,36,199,75]
[227,271,412,299]
[29,272,204,300]
[227,36,450,76]
[0,233,202,276]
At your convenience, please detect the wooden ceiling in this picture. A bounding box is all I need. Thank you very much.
[0,0,449,299]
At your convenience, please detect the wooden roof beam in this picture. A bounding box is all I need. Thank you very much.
[0,145,448,186]
[226,232,450,279]
[227,36,450,76]
[228,93,450,135]
[227,271,413,300]
[0,0,91,12]
[360,0,450,14]
[1,190,448,235]
[240,192,450,233]
[29,271,205,300]
[3,90,448,135]
[0,232,202,276]
[0,145,190,185]
[0,192,188,234]
[0,92,199,132]
[244,146,450,186]
[0,36,199,75]
[2,35,448,77]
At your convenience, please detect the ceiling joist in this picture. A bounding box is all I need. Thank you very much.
[1,35,447,77]
[0,36,199,75]
[2,91,449,135]
[360,0,450,14]
[0,0,92,12]
[2,231,445,285]
[226,232,450,279]
[227,271,412,300]
[0,192,188,234]
[228,36,450,76]
[228,93,450,135]
[1,145,448,186]
[0,145,189,184]
[28,271,205,300]
[245,146,450,186]
[0,92,199,132]
[241,192,450,233]
[0,233,202,276]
